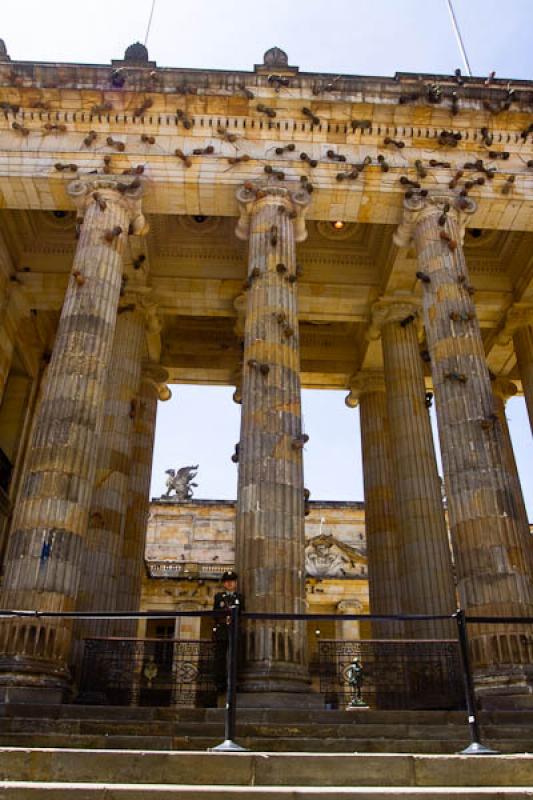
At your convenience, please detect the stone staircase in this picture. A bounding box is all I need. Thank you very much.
[0,704,532,754]
[1,749,533,798]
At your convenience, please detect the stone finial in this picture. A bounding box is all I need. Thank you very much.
[366,298,422,341]
[67,177,148,235]
[263,46,289,68]
[345,372,386,408]
[124,42,149,63]
[235,183,311,242]
[0,39,10,62]
[393,192,477,248]
[496,303,533,346]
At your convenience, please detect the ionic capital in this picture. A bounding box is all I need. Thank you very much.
[496,304,533,346]
[393,191,477,248]
[367,298,422,341]
[235,182,311,242]
[142,362,171,401]
[345,371,386,408]
[67,177,148,235]
[491,376,518,404]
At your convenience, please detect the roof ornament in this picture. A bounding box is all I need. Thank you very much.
[263,46,288,68]
[0,39,10,62]
[124,42,149,64]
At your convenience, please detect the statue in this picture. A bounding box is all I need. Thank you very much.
[161,465,199,501]
[346,657,368,709]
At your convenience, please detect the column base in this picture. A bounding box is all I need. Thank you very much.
[238,661,311,694]
[236,691,323,708]
[475,664,533,710]
[0,655,71,704]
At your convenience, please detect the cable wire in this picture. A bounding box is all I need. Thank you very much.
[144,0,157,47]
[446,0,473,77]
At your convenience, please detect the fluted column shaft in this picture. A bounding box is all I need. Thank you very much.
[377,305,456,637]
[235,184,309,693]
[347,377,401,637]
[409,200,533,672]
[492,379,530,534]
[75,308,145,646]
[0,288,25,408]
[114,366,168,637]
[0,178,146,696]
[514,325,533,435]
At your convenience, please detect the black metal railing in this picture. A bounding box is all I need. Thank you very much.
[1,606,532,754]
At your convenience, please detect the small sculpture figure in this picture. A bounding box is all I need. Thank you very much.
[161,465,199,501]
[346,657,367,708]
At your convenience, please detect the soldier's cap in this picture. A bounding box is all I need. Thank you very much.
[221,570,238,582]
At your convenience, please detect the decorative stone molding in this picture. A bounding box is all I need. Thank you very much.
[142,362,171,402]
[67,177,148,235]
[496,304,533,346]
[345,371,386,408]
[393,192,477,248]
[366,298,422,341]
[235,183,310,243]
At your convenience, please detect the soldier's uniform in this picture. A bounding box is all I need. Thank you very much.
[212,571,244,691]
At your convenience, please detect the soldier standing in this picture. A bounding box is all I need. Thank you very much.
[212,570,244,692]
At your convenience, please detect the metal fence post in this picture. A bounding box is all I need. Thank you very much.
[211,604,247,752]
[455,608,499,755]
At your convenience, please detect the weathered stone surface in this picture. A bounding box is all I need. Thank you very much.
[235,184,310,692]
[0,180,146,695]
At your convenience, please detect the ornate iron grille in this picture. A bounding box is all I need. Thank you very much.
[315,639,465,710]
[79,638,220,706]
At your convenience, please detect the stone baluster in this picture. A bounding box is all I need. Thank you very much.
[114,364,171,637]
[234,182,310,694]
[395,193,533,685]
[345,372,402,638]
[368,300,456,638]
[0,177,147,702]
[497,305,533,436]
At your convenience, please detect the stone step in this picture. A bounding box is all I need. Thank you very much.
[1,783,532,799]
[1,750,533,786]
[0,718,500,738]
[2,704,532,726]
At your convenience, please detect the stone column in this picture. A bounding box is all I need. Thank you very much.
[0,286,26,408]
[491,378,530,533]
[74,301,147,649]
[0,177,147,701]
[396,194,533,681]
[497,305,533,436]
[345,373,402,638]
[234,182,310,694]
[369,300,456,638]
[114,364,171,637]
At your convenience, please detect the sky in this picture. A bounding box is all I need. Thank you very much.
[3,0,532,515]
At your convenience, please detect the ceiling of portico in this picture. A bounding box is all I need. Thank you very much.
[0,207,531,388]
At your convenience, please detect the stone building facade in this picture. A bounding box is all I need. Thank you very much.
[0,39,531,703]
[141,499,369,649]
